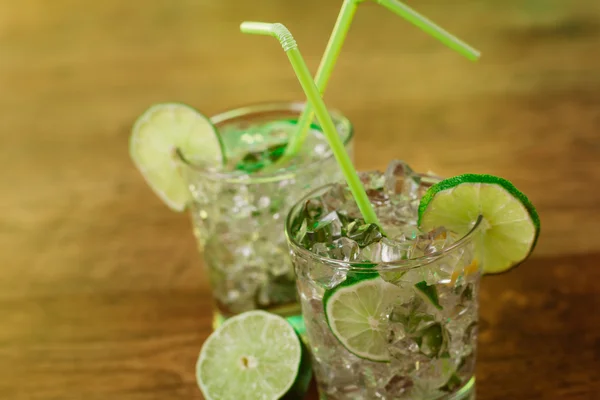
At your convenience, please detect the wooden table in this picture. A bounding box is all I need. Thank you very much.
[1,0,599,399]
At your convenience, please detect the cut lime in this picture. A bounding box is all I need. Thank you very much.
[196,311,305,400]
[130,103,225,212]
[323,274,399,362]
[418,174,540,274]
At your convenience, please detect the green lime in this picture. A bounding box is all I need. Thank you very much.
[323,273,400,362]
[196,311,306,400]
[282,337,313,400]
[129,103,225,211]
[418,174,540,274]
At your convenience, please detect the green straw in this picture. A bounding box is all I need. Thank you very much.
[375,0,480,61]
[278,0,481,164]
[274,0,359,167]
[240,21,381,227]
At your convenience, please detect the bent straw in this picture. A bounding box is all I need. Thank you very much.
[279,0,480,164]
[240,21,381,227]
[274,0,359,167]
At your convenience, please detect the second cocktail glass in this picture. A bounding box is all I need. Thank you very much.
[177,102,353,327]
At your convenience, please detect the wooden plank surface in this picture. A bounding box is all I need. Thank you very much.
[1,0,599,399]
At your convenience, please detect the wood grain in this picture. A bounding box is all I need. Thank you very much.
[1,0,599,399]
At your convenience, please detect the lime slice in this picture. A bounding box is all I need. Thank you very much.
[196,311,304,400]
[324,273,400,362]
[130,103,225,212]
[418,174,540,274]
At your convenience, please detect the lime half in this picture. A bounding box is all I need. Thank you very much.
[196,311,304,400]
[130,103,225,211]
[324,274,400,362]
[418,174,540,274]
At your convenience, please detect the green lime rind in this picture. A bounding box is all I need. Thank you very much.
[323,273,396,363]
[196,310,302,400]
[417,174,541,237]
[323,271,380,307]
[417,174,540,274]
[130,103,226,212]
[281,337,313,400]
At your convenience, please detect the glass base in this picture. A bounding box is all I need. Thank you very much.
[318,376,475,400]
[211,303,305,334]
[450,377,475,400]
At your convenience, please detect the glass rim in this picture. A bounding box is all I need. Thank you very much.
[175,101,354,184]
[284,182,483,272]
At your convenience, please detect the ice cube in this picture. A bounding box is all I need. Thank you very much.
[309,264,348,289]
[387,319,407,343]
[394,227,420,242]
[327,269,348,288]
[380,237,414,262]
[361,362,398,390]
[463,321,478,346]
[308,246,349,288]
[418,323,449,358]
[389,297,437,335]
[307,211,343,243]
[322,184,352,212]
[311,242,330,257]
[389,340,429,375]
[440,282,474,319]
[382,376,414,397]
[330,237,360,262]
[347,223,384,247]
[366,188,390,206]
[360,241,382,262]
[410,358,457,395]
[359,170,385,190]
[305,197,326,220]
[416,227,447,255]
[384,160,421,198]
[400,263,450,287]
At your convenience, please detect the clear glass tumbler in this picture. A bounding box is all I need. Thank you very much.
[178,102,353,328]
[286,182,482,400]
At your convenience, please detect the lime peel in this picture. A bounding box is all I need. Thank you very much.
[130,103,226,212]
[323,274,398,362]
[418,174,540,274]
[196,310,303,400]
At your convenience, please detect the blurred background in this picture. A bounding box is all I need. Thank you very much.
[1,0,599,399]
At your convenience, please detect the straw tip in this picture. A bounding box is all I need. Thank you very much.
[467,50,482,61]
[239,21,254,31]
[240,21,272,34]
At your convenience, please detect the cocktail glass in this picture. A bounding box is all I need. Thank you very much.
[285,167,482,400]
[177,101,353,328]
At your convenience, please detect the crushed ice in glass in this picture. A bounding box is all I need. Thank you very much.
[291,159,460,263]
[290,160,480,400]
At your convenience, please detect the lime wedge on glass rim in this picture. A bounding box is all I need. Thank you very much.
[322,174,539,362]
[196,311,310,400]
[129,103,225,211]
[418,174,540,274]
